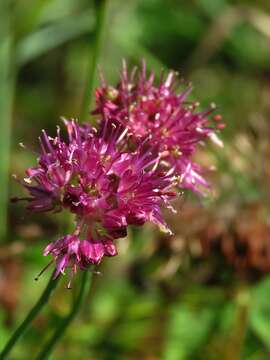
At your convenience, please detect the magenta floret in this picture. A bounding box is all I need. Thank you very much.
[93,61,224,193]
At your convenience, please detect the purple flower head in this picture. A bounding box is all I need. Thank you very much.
[17,119,175,280]
[43,235,116,287]
[93,61,224,194]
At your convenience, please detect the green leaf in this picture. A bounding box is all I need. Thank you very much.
[15,11,95,67]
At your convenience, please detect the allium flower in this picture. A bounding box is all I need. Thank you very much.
[17,120,175,282]
[93,61,224,194]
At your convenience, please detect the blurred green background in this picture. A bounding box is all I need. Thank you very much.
[1,0,270,359]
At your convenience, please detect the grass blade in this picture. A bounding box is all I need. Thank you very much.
[0,0,15,242]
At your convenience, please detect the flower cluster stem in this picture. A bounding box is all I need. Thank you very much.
[0,274,59,359]
[36,271,92,360]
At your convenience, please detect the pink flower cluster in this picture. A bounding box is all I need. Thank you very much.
[93,61,224,193]
[17,61,223,282]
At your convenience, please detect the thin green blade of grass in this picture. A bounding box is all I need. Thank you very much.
[0,1,15,243]
[15,10,95,67]
[80,0,108,120]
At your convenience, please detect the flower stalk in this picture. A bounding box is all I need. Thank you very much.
[36,271,92,360]
[0,274,59,359]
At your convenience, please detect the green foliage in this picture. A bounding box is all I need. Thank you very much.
[164,304,215,360]
[250,279,270,349]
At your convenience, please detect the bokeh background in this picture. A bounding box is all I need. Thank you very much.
[1,0,270,359]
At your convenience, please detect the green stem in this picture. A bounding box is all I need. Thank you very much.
[0,274,59,359]
[80,0,108,120]
[36,271,92,360]
[0,0,15,243]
